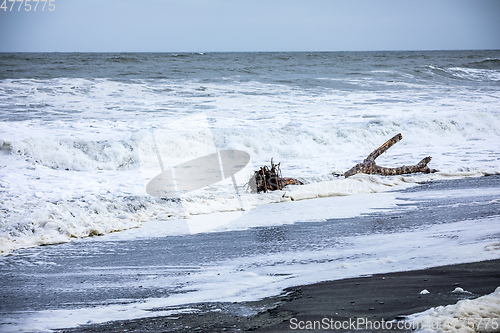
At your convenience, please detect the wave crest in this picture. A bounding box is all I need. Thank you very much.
[465,58,500,70]
[9,137,139,171]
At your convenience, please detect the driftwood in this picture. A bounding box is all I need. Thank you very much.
[250,134,436,193]
[250,159,303,193]
[344,133,436,178]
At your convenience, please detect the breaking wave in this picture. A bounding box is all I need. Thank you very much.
[7,137,138,171]
[2,108,499,173]
[1,50,499,256]
[465,58,500,70]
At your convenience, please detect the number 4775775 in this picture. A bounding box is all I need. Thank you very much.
[1,0,55,11]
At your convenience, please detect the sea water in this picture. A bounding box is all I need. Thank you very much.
[1,50,500,255]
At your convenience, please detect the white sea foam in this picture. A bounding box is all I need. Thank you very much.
[407,287,500,333]
[3,216,500,332]
[448,67,500,82]
[1,65,500,255]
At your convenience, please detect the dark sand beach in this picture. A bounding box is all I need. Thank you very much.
[53,176,500,333]
[58,259,500,332]
[1,175,496,333]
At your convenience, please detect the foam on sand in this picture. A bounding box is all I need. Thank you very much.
[407,287,500,332]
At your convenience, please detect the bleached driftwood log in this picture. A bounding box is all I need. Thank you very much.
[343,133,436,178]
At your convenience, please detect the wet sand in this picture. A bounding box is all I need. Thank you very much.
[59,259,500,332]
[54,176,500,332]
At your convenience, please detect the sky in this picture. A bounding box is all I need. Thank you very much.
[0,0,499,52]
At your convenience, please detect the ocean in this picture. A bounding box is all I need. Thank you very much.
[1,50,499,254]
[1,50,500,331]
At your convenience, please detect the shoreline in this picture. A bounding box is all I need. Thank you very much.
[59,259,500,332]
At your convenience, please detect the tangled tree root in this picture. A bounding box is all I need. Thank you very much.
[249,159,303,193]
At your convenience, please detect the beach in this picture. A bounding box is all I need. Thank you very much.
[57,259,500,332]
[53,175,500,333]
[1,51,500,332]
[1,175,499,332]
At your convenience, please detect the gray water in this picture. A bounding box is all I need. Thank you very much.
[1,50,500,331]
[0,175,499,332]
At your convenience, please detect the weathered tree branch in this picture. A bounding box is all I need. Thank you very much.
[343,133,436,178]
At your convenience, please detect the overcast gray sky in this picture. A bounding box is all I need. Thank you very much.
[1,0,499,52]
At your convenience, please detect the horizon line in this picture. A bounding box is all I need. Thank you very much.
[1,48,499,54]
